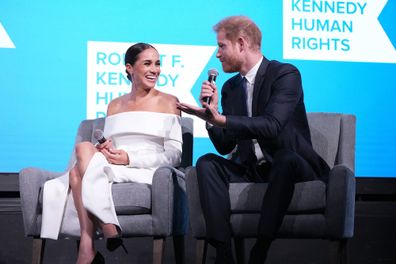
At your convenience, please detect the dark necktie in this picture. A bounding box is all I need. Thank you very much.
[236,76,257,166]
[241,77,248,115]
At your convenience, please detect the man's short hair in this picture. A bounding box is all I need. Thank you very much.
[213,16,262,51]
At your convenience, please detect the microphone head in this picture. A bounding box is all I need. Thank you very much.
[93,129,104,141]
[208,68,219,77]
[207,68,219,84]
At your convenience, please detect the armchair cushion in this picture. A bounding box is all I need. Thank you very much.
[112,183,151,215]
[230,213,326,238]
[230,180,326,213]
[37,179,152,216]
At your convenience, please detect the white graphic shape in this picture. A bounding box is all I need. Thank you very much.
[87,41,217,137]
[0,22,15,48]
[283,0,396,63]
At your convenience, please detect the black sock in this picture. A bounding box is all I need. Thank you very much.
[213,240,235,264]
[248,238,273,264]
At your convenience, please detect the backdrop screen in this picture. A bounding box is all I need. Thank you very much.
[1,0,395,177]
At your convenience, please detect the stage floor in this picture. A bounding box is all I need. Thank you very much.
[0,209,395,264]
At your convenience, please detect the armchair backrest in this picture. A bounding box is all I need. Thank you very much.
[307,112,356,172]
[67,116,193,170]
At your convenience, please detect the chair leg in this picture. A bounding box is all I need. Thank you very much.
[234,237,245,264]
[32,238,45,264]
[153,237,165,264]
[195,239,207,264]
[329,239,348,264]
[173,235,185,264]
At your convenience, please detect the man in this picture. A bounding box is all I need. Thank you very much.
[177,16,329,264]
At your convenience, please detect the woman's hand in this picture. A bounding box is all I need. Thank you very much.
[95,139,129,165]
[100,148,130,165]
[95,139,114,152]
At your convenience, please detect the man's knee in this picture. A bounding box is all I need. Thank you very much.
[271,149,309,182]
[196,153,219,171]
[271,149,299,178]
[273,149,300,165]
[196,153,225,184]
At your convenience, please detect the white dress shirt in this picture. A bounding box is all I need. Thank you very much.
[242,57,265,163]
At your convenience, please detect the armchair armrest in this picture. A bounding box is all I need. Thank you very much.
[19,167,63,236]
[325,164,356,239]
[151,166,188,236]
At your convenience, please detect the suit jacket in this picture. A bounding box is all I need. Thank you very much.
[208,56,330,181]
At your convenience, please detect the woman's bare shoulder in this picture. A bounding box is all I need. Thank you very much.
[107,95,127,116]
[156,92,180,115]
[158,92,179,103]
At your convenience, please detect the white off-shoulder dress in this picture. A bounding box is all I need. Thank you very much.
[40,111,182,240]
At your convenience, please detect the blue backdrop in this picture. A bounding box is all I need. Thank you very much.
[1,0,395,177]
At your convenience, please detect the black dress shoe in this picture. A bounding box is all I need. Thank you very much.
[248,238,272,264]
[214,240,235,264]
[91,251,105,264]
[106,233,128,253]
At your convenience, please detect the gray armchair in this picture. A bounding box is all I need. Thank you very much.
[186,112,356,264]
[19,116,193,264]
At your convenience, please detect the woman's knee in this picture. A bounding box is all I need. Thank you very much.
[69,167,81,187]
[75,142,96,160]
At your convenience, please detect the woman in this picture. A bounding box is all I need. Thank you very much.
[40,43,182,264]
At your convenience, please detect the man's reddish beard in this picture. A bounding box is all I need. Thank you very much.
[221,57,242,73]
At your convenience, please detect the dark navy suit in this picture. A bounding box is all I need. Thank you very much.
[196,56,330,243]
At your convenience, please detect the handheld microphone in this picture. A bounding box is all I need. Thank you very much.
[93,129,106,144]
[204,68,219,104]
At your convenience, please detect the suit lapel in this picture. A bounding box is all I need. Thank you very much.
[228,75,247,116]
[252,57,270,116]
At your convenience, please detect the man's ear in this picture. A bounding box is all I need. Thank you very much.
[237,36,246,52]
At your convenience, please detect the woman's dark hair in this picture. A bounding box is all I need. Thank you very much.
[125,42,156,81]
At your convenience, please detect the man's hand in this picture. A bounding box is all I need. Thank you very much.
[200,80,219,109]
[176,79,226,127]
[176,101,226,127]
